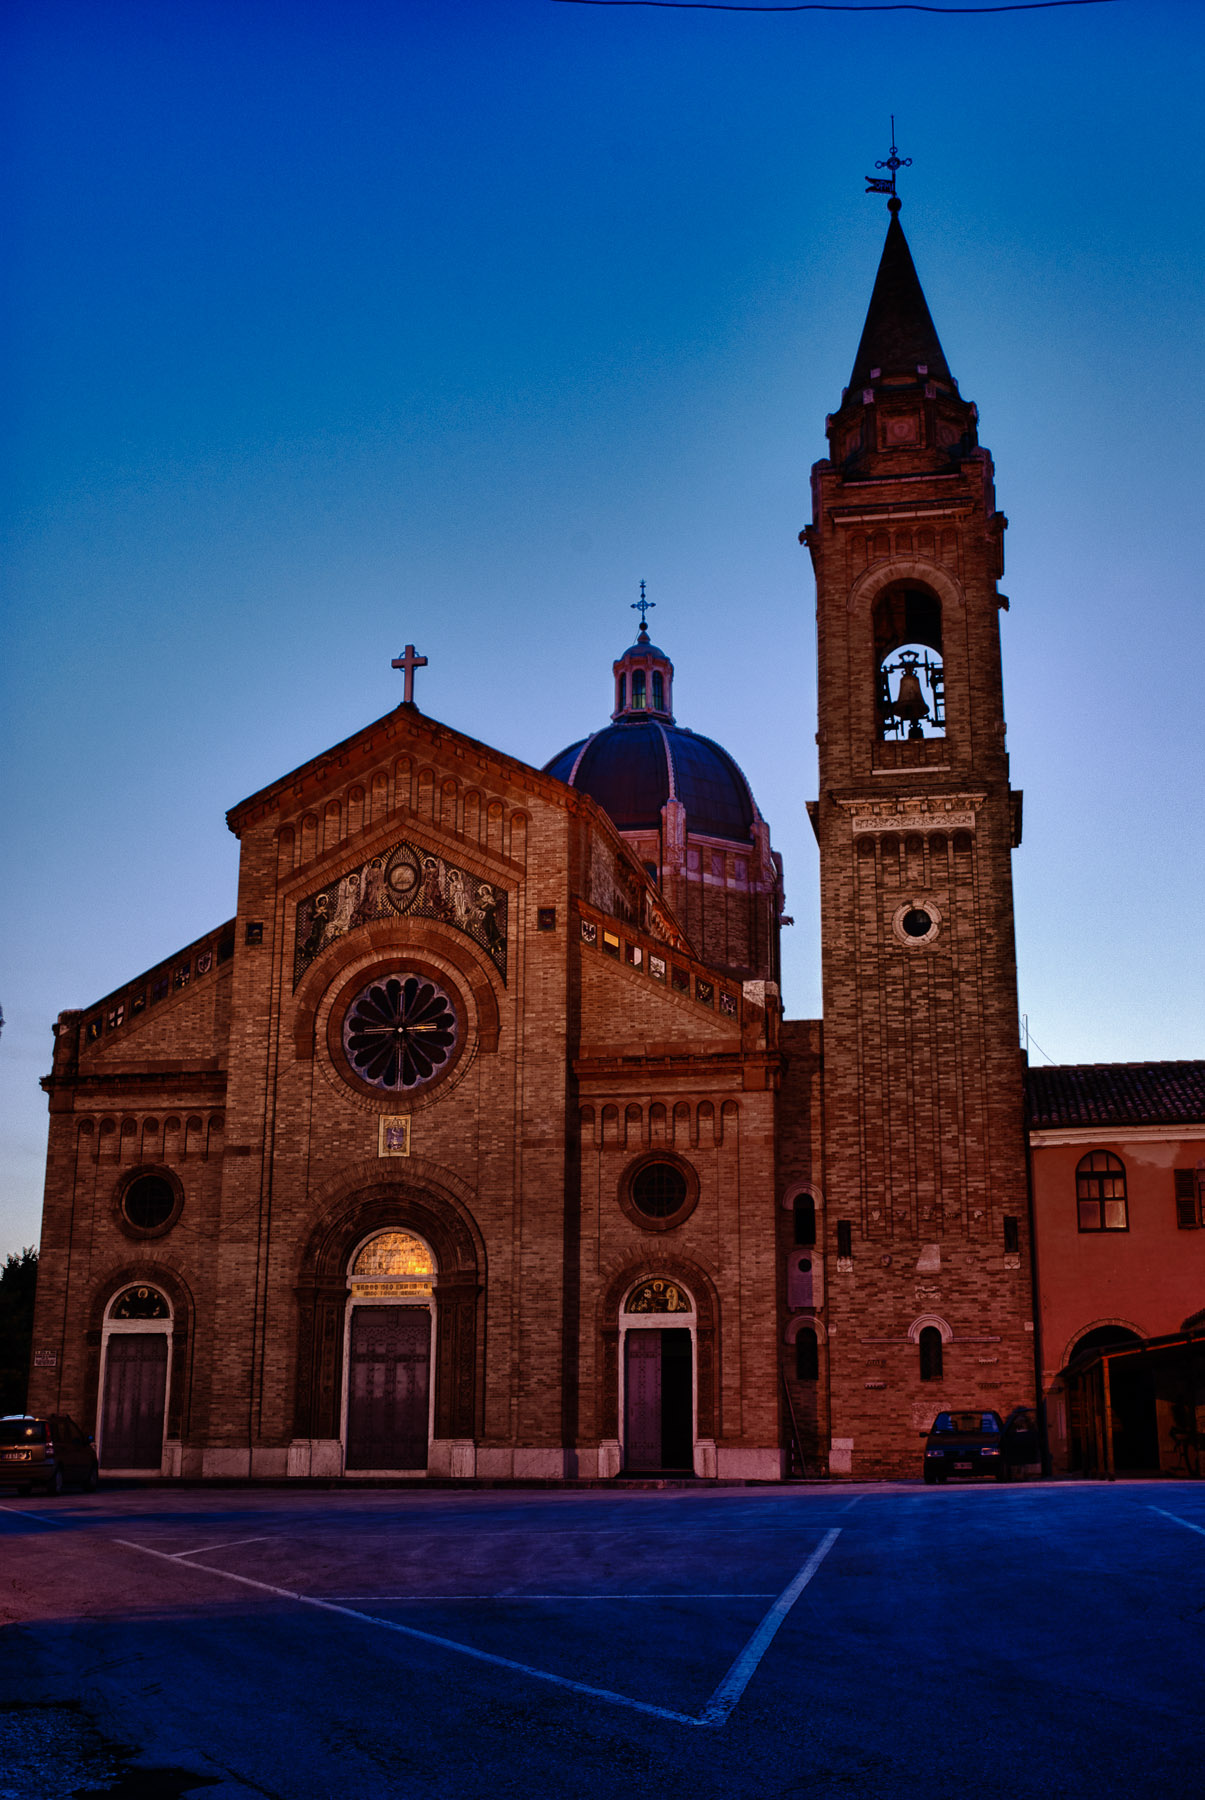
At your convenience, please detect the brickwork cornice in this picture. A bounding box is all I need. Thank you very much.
[227,705,586,837]
[41,1065,228,1098]
[573,1049,779,1090]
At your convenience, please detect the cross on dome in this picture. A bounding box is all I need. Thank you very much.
[631,580,655,641]
[391,643,428,707]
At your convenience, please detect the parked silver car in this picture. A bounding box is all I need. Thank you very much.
[0,1414,99,1495]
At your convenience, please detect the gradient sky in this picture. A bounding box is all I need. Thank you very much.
[4,0,1203,1255]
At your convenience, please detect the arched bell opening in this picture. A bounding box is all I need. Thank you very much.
[97,1283,173,1473]
[619,1276,697,1475]
[873,584,945,741]
[342,1228,438,1473]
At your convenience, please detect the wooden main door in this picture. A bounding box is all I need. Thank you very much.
[624,1328,693,1472]
[345,1306,431,1470]
[101,1332,168,1469]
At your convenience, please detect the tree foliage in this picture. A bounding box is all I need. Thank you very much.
[0,1248,39,1413]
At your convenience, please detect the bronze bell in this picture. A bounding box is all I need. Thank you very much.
[894,669,929,723]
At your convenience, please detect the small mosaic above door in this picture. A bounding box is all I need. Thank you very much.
[294,836,508,987]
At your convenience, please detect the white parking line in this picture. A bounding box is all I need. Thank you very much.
[175,1536,272,1558]
[1149,1506,1205,1538]
[115,1528,841,1729]
[326,1592,778,1602]
[0,1503,61,1527]
[698,1528,842,1727]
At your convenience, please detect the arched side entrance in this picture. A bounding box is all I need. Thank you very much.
[98,1284,173,1472]
[343,1230,436,1472]
[621,1276,697,1474]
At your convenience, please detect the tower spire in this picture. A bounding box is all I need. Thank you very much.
[847,209,951,393]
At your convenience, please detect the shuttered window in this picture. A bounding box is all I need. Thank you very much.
[1175,1167,1205,1229]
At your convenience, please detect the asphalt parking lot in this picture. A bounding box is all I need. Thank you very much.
[2,1479,1203,1799]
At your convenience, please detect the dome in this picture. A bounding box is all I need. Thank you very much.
[544,602,764,846]
[544,719,757,842]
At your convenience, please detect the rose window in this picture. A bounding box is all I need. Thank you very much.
[342,974,459,1092]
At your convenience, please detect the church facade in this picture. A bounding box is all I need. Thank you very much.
[29,203,1042,1482]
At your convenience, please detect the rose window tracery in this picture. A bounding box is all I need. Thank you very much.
[341,974,459,1092]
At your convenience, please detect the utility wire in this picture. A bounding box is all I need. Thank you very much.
[553,2,1118,15]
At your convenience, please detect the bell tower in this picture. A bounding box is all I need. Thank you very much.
[802,188,1034,1476]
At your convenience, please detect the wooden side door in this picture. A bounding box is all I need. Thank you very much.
[101,1333,168,1469]
[346,1306,431,1470]
[624,1330,663,1470]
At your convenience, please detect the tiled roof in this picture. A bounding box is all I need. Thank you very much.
[1026,1062,1205,1131]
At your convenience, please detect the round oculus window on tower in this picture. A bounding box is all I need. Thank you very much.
[892,900,942,948]
[341,973,459,1092]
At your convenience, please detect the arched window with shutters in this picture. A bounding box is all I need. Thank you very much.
[919,1326,944,1382]
[795,1327,819,1382]
[793,1193,816,1246]
[1076,1151,1128,1232]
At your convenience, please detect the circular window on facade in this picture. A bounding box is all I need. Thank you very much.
[621,1155,700,1232]
[341,974,460,1093]
[892,899,942,948]
[118,1171,181,1237]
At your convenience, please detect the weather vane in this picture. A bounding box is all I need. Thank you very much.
[865,116,911,212]
[631,579,655,630]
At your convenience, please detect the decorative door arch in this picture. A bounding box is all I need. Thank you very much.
[294,1176,484,1467]
[343,1229,436,1471]
[98,1284,172,1471]
[620,1276,697,1474]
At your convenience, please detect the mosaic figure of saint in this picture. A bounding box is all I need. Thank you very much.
[330,870,360,940]
[417,855,446,917]
[350,857,385,930]
[445,866,471,927]
[477,883,502,952]
[300,892,331,962]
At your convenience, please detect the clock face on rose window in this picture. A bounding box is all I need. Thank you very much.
[341,974,459,1092]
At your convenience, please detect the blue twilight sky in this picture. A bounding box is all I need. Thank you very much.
[3,0,1203,1255]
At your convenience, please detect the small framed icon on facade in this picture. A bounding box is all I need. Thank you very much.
[378,1116,412,1158]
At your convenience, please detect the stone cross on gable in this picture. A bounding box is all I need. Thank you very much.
[391,643,428,706]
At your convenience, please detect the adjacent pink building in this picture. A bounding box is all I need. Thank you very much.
[1027,1063,1205,1473]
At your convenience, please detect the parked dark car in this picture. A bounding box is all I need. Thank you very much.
[0,1415,99,1496]
[922,1410,1007,1483]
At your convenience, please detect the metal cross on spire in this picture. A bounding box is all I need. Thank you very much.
[631,579,655,634]
[391,642,428,706]
[865,116,911,213]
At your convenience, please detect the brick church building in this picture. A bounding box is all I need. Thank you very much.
[28,197,1042,1482]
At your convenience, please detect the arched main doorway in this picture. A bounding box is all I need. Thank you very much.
[343,1229,437,1472]
[98,1284,172,1471]
[621,1277,696,1474]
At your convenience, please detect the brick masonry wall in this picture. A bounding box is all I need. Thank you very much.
[31,697,791,1479]
[806,397,1036,1476]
